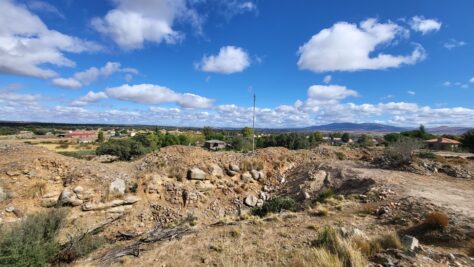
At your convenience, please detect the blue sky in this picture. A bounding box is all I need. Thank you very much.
[0,0,473,127]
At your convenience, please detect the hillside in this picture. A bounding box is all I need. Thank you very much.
[0,142,473,266]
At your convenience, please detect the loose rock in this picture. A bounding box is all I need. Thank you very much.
[187,168,207,180]
[109,178,126,197]
[244,195,258,207]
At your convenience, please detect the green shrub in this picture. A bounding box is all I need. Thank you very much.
[0,209,66,266]
[317,188,334,203]
[96,139,146,160]
[335,152,346,160]
[252,197,299,217]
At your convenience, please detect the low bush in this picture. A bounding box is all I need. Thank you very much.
[424,211,449,230]
[53,233,107,264]
[0,209,66,266]
[335,152,346,160]
[252,197,299,217]
[381,137,422,167]
[317,188,334,203]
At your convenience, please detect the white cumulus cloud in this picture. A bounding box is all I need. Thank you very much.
[52,62,138,89]
[197,46,250,74]
[91,0,196,50]
[71,91,108,106]
[105,84,214,108]
[410,16,442,34]
[0,0,101,79]
[297,18,425,73]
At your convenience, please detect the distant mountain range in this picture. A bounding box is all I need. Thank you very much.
[272,123,471,134]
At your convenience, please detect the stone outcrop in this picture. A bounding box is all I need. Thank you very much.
[82,196,139,211]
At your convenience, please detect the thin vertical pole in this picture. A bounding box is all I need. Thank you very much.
[252,93,256,153]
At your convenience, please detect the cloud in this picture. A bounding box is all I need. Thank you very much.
[407,90,416,95]
[197,46,250,74]
[297,18,425,72]
[26,0,64,18]
[71,91,108,106]
[92,0,199,49]
[52,62,138,88]
[410,16,442,34]
[0,84,41,104]
[105,83,214,108]
[470,77,474,83]
[51,78,82,89]
[307,85,358,102]
[323,75,332,84]
[444,39,466,50]
[0,0,101,79]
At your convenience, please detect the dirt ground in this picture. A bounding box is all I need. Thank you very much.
[0,142,473,266]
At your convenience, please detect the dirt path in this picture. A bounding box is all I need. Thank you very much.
[354,167,474,217]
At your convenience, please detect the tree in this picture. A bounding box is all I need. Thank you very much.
[357,134,374,147]
[96,139,146,160]
[202,127,214,140]
[462,129,474,152]
[132,133,158,151]
[341,133,350,143]
[241,127,253,138]
[384,133,401,143]
[97,130,104,143]
[312,132,324,143]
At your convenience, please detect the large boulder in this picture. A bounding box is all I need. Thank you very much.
[57,188,83,207]
[244,195,258,207]
[209,164,224,178]
[109,178,126,197]
[187,168,207,180]
[229,164,240,172]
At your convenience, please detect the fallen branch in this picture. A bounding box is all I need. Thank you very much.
[98,225,195,265]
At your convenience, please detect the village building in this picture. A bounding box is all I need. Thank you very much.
[204,140,227,151]
[426,137,461,151]
[65,131,97,143]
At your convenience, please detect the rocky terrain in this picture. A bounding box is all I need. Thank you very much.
[0,142,473,266]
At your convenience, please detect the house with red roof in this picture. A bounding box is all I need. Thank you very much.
[425,137,461,151]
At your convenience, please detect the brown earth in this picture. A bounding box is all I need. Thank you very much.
[0,142,473,266]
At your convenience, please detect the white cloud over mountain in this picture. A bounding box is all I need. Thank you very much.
[197,46,251,74]
[0,0,101,79]
[297,18,426,72]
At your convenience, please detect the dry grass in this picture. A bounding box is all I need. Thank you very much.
[311,226,367,267]
[351,231,402,257]
[468,239,474,257]
[288,248,343,267]
[240,158,264,172]
[358,203,377,215]
[26,181,47,199]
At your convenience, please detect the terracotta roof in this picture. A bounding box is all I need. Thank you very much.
[425,138,461,144]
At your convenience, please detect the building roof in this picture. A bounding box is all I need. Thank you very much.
[205,140,226,144]
[426,138,461,144]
